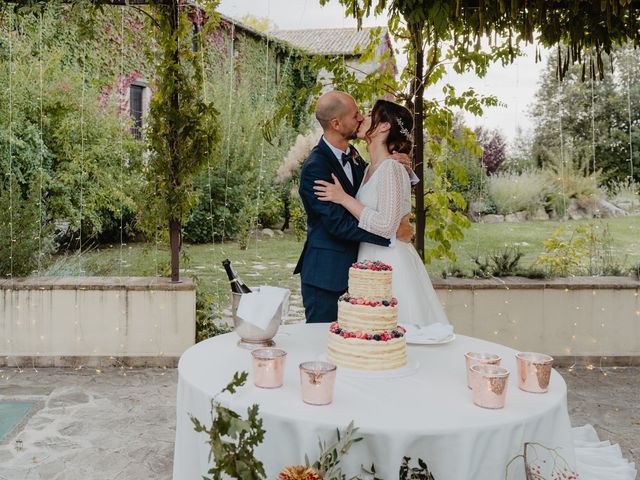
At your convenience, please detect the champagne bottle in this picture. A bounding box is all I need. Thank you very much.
[222,259,252,294]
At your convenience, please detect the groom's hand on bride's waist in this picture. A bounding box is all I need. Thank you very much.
[396,214,414,243]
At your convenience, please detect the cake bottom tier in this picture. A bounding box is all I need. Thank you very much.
[327,333,407,371]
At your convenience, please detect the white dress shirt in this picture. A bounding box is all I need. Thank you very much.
[322,136,354,184]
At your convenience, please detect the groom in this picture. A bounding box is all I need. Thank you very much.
[294,91,414,324]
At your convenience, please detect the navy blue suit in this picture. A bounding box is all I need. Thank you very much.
[294,138,390,323]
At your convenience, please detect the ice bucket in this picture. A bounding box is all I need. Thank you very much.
[231,289,283,349]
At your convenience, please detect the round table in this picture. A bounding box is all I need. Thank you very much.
[172,324,576,479]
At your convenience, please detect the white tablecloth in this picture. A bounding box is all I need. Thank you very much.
[173,324,589,479]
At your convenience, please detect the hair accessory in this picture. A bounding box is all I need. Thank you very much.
[396,117,412,140]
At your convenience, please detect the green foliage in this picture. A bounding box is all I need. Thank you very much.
[399,457,436,480]
[195,289,233,343]
[304,421,364,480]
[0,7,145,248]
[140,1,220,237]
[184,34,313,244]
[472,247,523,278]
[543,160,601,218]
[488,171,548,215]
[191,371,267,480]
[530,44,640,185]
[0,184,54,277]
[533,224,623,277]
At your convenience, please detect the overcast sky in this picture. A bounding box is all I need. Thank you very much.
[218,0,549,144]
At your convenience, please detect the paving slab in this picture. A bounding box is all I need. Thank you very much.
[0,366,637,479]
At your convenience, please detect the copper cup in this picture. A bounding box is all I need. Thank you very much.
[516,352,553,393]
[470,364,510,409]
[299,361,337,405]
[251,348,287,388]
[465,352,502,389]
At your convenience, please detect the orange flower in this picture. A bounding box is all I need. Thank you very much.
[278,465,322,480]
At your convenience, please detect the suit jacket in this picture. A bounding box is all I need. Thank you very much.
[294,138,390,292]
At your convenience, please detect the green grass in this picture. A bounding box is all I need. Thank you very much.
[426,216,640,277]
[65,216,640,320]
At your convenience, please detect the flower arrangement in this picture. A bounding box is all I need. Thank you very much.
[278,466,322,480]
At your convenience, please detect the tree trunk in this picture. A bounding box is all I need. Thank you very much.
[411,27,425,260]
[169,0,181,282]
[169,219,181,282]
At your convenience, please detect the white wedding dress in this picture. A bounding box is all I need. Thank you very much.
[356,159,449,327]
[357,159,636,480]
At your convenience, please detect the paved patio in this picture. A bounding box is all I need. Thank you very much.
[0,366,638,479]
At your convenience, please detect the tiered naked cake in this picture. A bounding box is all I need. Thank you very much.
[327,260,407,371]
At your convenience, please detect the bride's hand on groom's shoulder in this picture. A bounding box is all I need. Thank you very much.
[396,214,414,243]
[390,151,412,175]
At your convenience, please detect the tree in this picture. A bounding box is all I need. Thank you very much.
[474,127,506,174]
[530,44,640,184]
[240,14,278,32]
[323,0,640,261]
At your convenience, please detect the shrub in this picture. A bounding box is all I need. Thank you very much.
[487,171,548,215]
[607,178,640,210]
[544,162,602,217]
[0,184,55,277]
[471,247,523,278]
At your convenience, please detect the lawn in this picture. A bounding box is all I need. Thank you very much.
[70,216,640,321]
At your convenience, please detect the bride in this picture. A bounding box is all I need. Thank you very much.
[314,99,448,327]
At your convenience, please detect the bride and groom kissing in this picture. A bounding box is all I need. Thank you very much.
[294,91,448,328]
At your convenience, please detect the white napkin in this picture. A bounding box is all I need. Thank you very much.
[403,322,454,342]
[236,286,290,330]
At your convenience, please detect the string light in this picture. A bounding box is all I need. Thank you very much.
[119,6,125,275]
[38,11,45,275]
[221,22,236,243]
[8,8,14,278]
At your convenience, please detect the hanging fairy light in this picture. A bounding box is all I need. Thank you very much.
[199,23,216,248]
[626,47,634,180]
[38,10,45,275]
[119,6,125,275]
[252,3,271,254]
[590,54,596,177]
[558,82,567,220]
[7,8,14,278]
[78,42,87,274]
[221,22,236,244]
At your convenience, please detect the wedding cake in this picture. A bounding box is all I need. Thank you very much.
[327,260,407,371]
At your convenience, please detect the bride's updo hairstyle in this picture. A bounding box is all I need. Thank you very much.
[365,99,414,154]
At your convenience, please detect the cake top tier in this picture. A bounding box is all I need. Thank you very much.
[351,260,393,271]
[348,259,393,299]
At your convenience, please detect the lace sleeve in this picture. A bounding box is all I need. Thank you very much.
[358,160,411,238]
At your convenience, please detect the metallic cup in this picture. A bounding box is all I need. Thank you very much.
[465,352,502,389]
[516,352,554,393]
[299,361,337,405]
[251,348,287,388]
[470,364,510,409]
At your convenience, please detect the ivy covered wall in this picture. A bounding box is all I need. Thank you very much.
[0,5,317,277]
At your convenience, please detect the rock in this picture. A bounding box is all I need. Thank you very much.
[596,199,628,218]
[261,228,274,238]
[481,214,504,224]
[275,229,284,235]
[505,211,528,223]
[531,208,550,221]
[567,199,585,220]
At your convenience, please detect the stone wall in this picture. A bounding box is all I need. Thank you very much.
[432,276,640,362]
[0,277,195,367]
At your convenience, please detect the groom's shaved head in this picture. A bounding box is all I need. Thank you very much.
[315,91,352,130]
